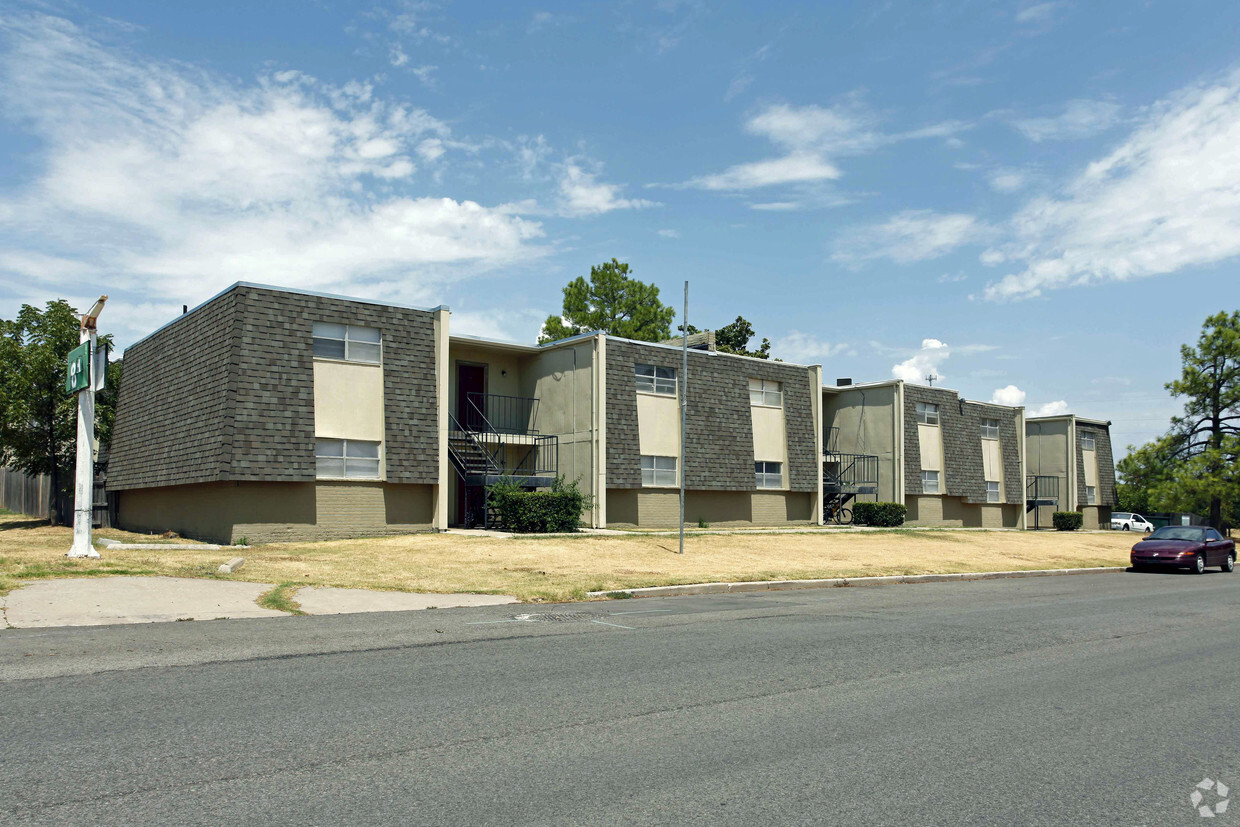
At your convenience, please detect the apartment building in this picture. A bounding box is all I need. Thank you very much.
[1025,415,1117,529]
[821,380,1027,528]
[108,283,824,542]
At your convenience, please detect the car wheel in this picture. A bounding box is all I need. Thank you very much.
[1194,553,1206,574]
[1225,552,1236,573]
[1120,524,1128,531]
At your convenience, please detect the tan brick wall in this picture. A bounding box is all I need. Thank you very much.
[906,495,1020,528]
[605,488,813,528]
[117,481,434,544]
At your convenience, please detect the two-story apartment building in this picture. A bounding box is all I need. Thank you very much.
[821,379,1027,528]
[1025,415,1118,529]
[108,283,825,541]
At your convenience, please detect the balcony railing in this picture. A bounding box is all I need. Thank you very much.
[466,392,539,435]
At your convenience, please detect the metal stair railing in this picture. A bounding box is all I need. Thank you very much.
[464,394,558,478]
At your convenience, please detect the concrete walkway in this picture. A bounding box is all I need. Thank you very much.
[1,577,519,629]
[2,577,287,628]
[294,587,516,615]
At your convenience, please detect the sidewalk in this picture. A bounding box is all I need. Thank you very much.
[0,577,517,629]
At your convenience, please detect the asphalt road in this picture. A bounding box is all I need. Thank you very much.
[2,570,1237,825]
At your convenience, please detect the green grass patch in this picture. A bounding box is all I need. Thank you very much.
[257,582,305,615]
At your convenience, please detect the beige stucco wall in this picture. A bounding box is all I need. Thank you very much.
[117,481,434,544]
[1083,448,1098,489]
[1026,418,1072,525]
[313,360,384,442]
[822,385,899,503]
[917,423,943,473]
[605,488,813,528]
[637,392,680,458]
[751,404,788,467]
[905,495,1021,528]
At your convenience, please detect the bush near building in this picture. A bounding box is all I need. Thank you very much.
[853,502,907,527]
[487,477,595,533]
[1053,511,1084,531]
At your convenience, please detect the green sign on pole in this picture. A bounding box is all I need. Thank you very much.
[66,342,90,395]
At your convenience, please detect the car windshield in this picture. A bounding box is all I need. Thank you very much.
[1113,513,1131,520]
[1148,527,1205,542]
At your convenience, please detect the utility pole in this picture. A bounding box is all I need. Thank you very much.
[679,280,688,555]
[67,296,107,559]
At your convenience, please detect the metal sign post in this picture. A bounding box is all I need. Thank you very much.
[67,296,107,559]
[679,281,687,555]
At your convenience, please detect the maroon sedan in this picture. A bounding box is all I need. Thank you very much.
[1131,526,1236,574]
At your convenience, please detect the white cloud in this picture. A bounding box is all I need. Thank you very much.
[938,271,968,283]
[678,101,967,197]
[988,168,1030,192]
[0,13,545,342]
[1030,400,1070,417]
[984,70,1240,300]
[834,211,988,264]
[687,153,840,191]
[1016,2,1065,24]
[656,228,680,238]
[556,159,658,217]
[892,338,951,383]
[1012,99,1121,142]
[990,385,1026,406]
[773,331,853,364]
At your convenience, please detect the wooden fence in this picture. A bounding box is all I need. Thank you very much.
[0,467,112,527]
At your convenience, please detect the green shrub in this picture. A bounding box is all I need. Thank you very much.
[1052,511,1083,531]
[852,502,907,527]
[487,476,595,533]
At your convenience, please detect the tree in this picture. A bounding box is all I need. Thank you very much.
[540,259,675,343]
[1115,436,1175,514]
[677,315,772,359]
[1146,311,1240,528]
[0,300,120,524]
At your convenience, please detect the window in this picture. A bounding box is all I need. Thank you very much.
[986,481,1001,503]
[1086,485,1097,505]
[1207,528,1223,542]
[755,461,783,489]
[916,401,940,426]
[749,378,783,407]
[1081,432,1096,451]
[921,470,940,494]
[635,364,676,396]
[981,418,1000,440]
[641,455,678,487]
[316,438,381,479]
[313,323,381,364]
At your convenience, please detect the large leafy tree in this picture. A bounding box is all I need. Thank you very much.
[540,259,675,343]
[679,315,772,359]
[0,300,121,524]
[1125,311,1240,527]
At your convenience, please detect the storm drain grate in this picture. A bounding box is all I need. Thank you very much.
[511,612,599,623]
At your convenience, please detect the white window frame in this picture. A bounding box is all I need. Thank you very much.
[1086,485,1097,505]
[980,418,1000,440]
[1081,432,1096,451]
[755,461,783,489]
[635,364,677,396]
[315,438,381,480]
[921,470,940,494]
[748,378,783,408]
[916,401,940,426]
[641,455,678,487]
[313,323,382,364]
[986,481,1001,503]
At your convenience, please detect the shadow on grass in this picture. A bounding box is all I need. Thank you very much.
[0,518,53,531]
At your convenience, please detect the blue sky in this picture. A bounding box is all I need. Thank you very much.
[2,1,1238,455]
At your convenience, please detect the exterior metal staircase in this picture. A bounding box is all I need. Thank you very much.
[1026,475,1059,530]
[823,427,879,524]
[447,394,558,527]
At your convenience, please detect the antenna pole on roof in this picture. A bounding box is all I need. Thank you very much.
[679,280,688,555]
[926,373,938,387]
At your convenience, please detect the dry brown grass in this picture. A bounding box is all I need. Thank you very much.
[0,510,1137,602]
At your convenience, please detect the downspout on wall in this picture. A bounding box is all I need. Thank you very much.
[594,333,607,528]
[433,307,451,531]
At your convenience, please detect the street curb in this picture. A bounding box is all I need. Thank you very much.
[587,566,1127,599]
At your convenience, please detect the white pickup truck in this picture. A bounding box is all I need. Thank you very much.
[1111,512,1154,532]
